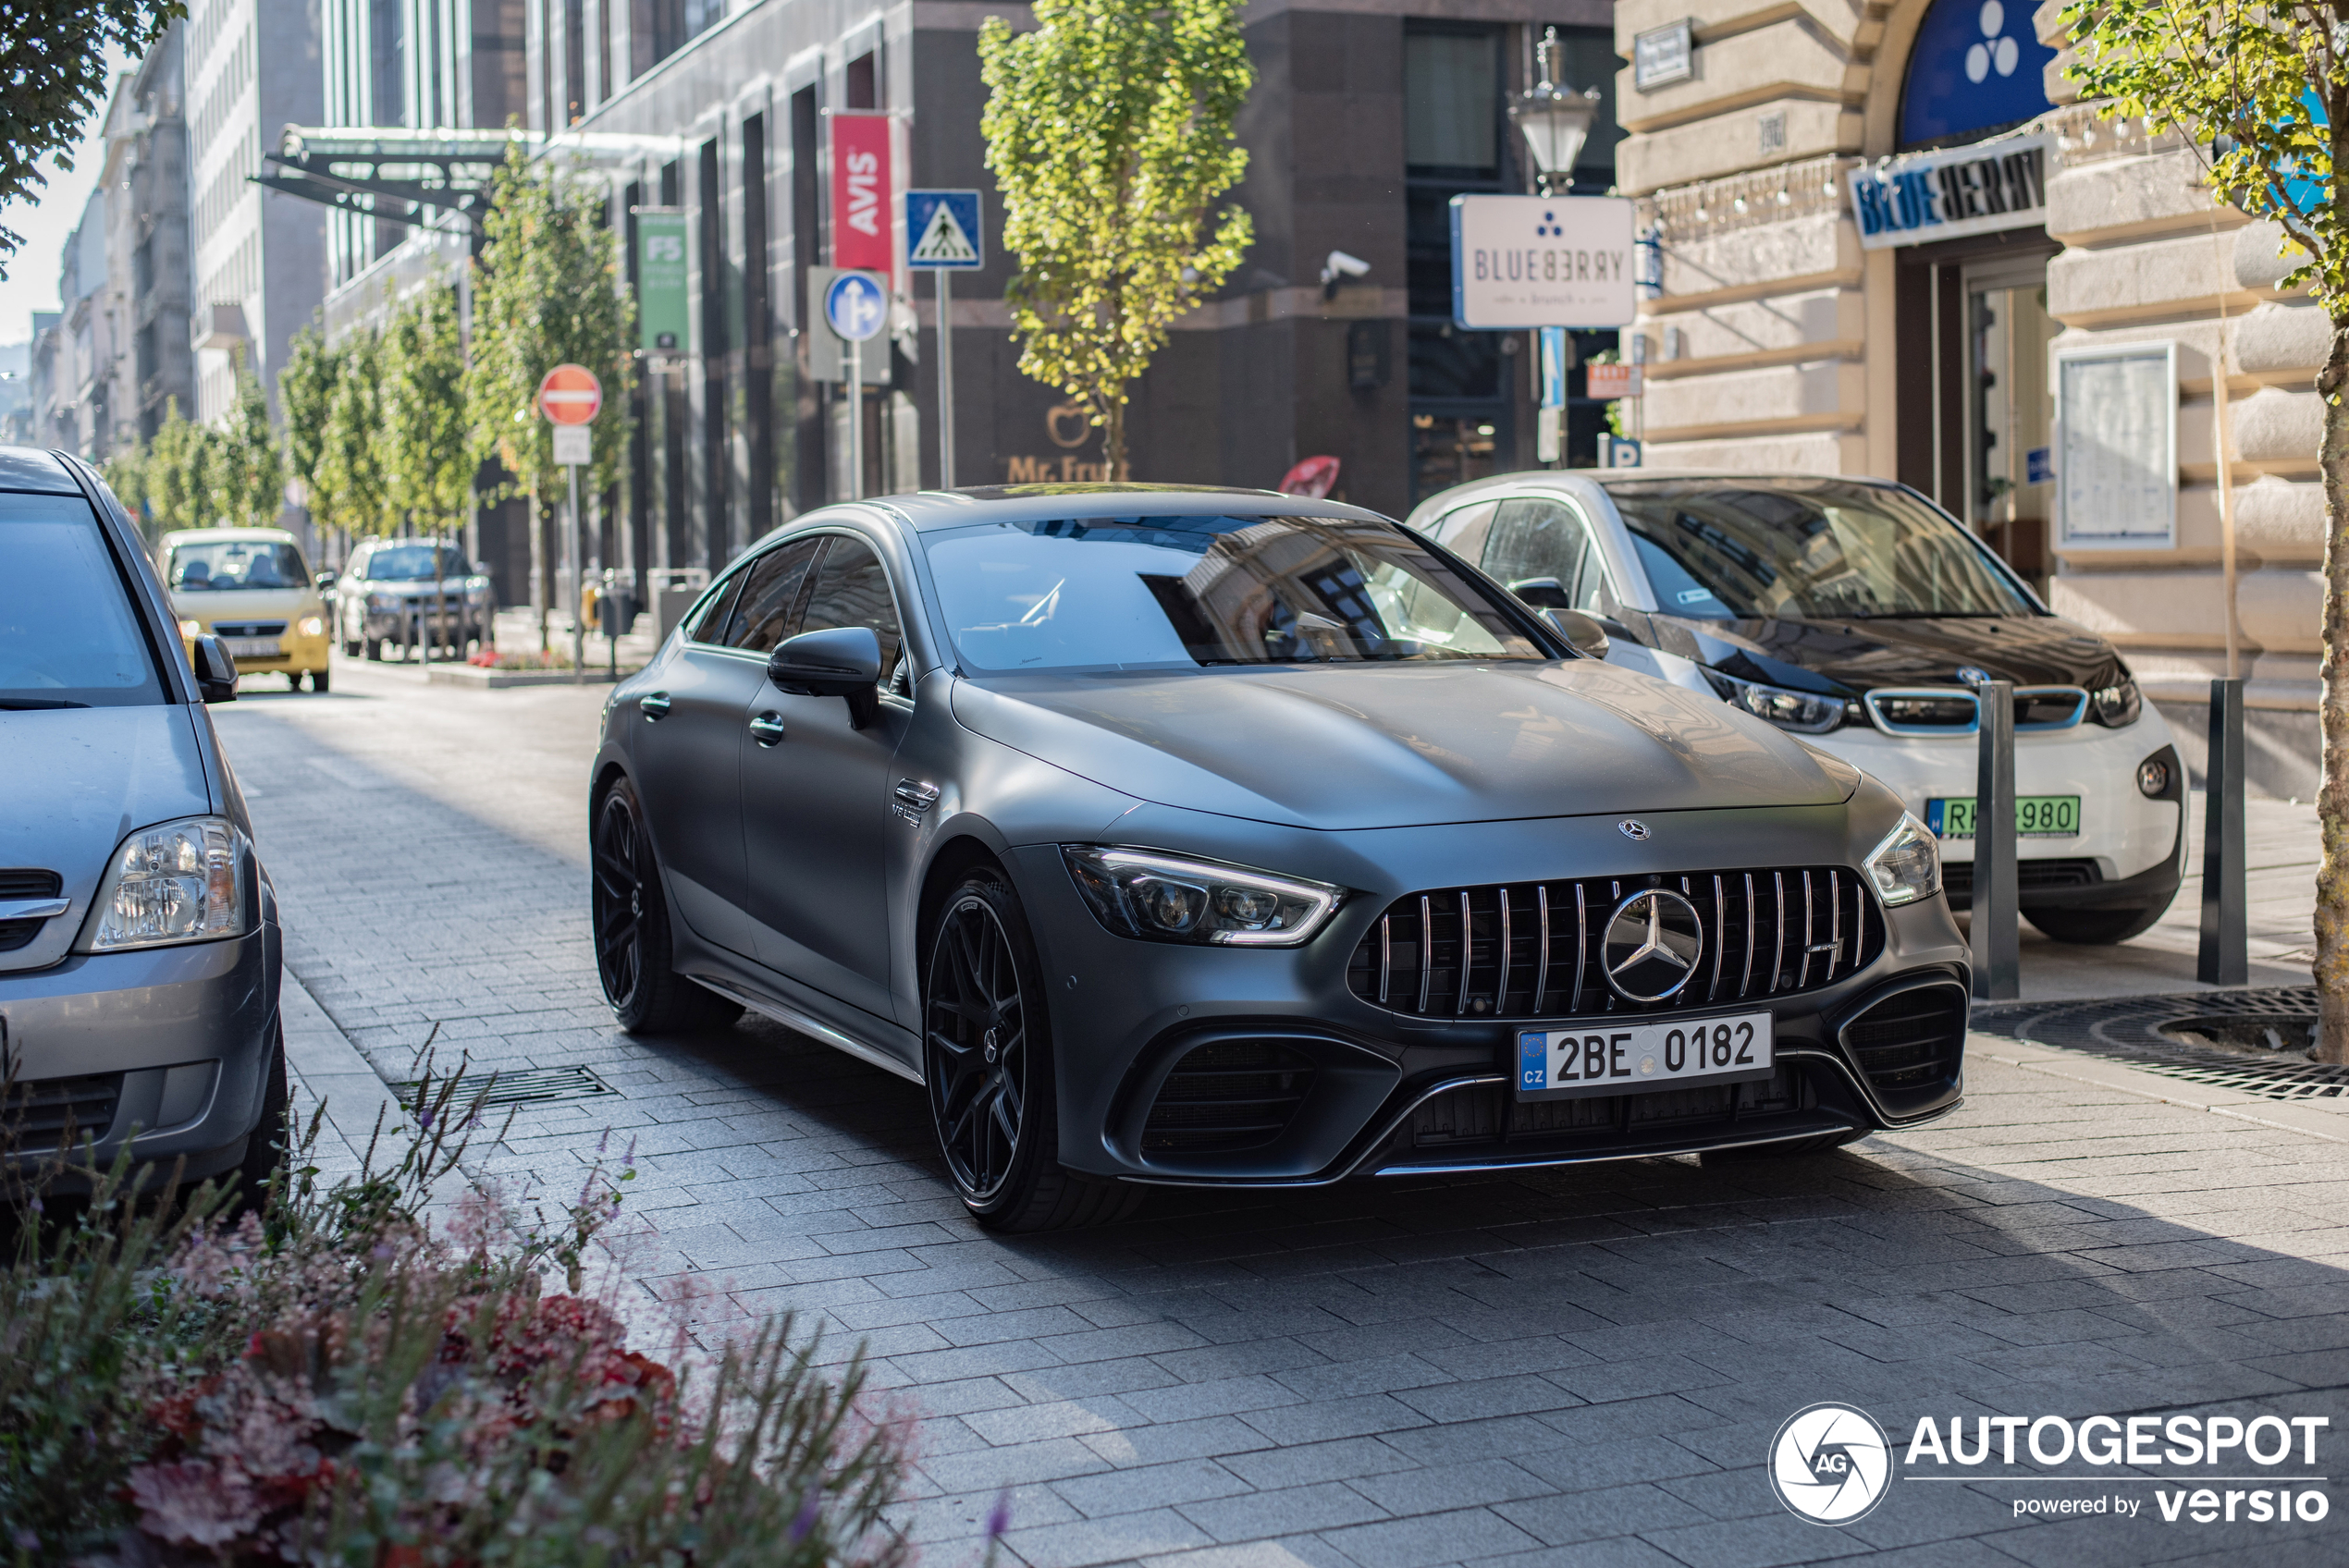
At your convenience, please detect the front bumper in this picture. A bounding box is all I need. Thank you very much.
[359,599,487,639]
[1005,802,1971,1187]
[0,924,281,1185]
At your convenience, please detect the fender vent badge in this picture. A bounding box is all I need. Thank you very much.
[894,779,941,824]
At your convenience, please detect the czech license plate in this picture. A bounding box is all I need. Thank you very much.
[1925,794,2081,839]
[1516,1011,1774,1100]
[224,637,281,659]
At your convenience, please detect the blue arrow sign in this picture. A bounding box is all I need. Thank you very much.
[905,190,983,270]
[824,271,888,342]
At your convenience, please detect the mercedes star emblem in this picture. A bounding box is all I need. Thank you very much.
[1603,889,1704,1003]
[1617,819,1651,841]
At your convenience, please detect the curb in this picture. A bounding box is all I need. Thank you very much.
[1970,1032,2349,1144]
[425,665,638,689]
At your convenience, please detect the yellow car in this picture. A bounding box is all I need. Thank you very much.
[162,527,333,692]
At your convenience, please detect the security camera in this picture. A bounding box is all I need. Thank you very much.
[1320,250,1371,298]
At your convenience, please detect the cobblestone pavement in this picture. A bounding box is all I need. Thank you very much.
[214,666,2349,1567]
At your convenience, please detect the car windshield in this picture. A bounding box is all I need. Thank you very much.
[1,493,166,708]
[363,545,464,581]
[169,537,310,592]
[1600,478,2032,619]
[924,513,1544,674]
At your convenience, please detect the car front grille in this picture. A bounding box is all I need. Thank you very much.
[0,868,63,953]
[1407,1064,1813,1146]
[3,1072,123,1145]
[1141,1039,1317,1155]
[1840,984,1965,1104]
[1941,858,2100,906]
[209,621,289,638]
[1346,866,1884,1022]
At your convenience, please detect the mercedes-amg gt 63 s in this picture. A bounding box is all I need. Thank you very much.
[591,485,1971,1231]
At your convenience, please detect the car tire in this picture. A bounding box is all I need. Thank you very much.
[592,778,744,1034]
[232,1022,290,1215]
[2024,902,2171,945]
[922,869,1143,1232]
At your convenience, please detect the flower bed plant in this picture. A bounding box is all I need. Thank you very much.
[0,1065,916,1566]
[464,647,573,671]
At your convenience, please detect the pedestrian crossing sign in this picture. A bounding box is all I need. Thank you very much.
[906,190,983,270]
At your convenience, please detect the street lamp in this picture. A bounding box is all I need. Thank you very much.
[1510,28,1603,198]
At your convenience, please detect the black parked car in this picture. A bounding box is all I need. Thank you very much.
[591,485,1970,1231]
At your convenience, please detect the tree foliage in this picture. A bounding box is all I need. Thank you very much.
[381,286,473,533]
[317,325,388,538]
[465,147,633,501]
[219,349,285,527]
[278,323,340,523]
[2060,0,2349,1060]
[978,0,1254,479]
[0,0,184,273]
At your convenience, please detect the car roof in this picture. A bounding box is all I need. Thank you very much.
[0,447,85,496]
[871,483,1399,534]
[160,526,302,544]
[1420,467,1908,508]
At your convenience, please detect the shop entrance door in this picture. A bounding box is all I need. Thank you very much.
[1962,257,2058,584]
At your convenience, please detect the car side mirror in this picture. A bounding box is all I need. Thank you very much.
[191,634,240,703]
[314,570,337,590]
[1508,576,1573,609]
[1542,607,1612,661]
[767,625,883,729]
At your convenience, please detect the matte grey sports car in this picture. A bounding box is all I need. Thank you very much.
[591,484,1970,1231]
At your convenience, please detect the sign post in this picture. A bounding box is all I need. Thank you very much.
[539,364,602,683]
[1451,194,1634,467]
[906,190,982,490]
[822,272,888,500]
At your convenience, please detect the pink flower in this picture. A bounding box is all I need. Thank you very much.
[128,1462,266,1547]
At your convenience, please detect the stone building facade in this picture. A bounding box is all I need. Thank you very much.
[1613,0,2322,796]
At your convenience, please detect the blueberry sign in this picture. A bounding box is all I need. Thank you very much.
[1449,193,1636,331]
[1848,135,2048,250]
[823,270,888,342]
[1900,0,2056,147]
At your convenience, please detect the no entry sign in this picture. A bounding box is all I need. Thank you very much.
[537,364,602,425]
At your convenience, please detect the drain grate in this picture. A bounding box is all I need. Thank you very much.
[1969,987,2347,1102]
[387,1064,618,1109]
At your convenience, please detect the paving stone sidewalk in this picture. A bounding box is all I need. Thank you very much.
[214,676,2349,1568]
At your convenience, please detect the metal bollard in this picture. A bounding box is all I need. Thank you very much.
[2197,677,2248,985]
[1971,677,2020,1000]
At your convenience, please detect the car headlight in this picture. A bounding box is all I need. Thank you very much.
[1863,814,1941,908]
[298,614,325,637]
[1703,669,1845,734]
[178,619,201,638]
[2089,679,2141,728]
[367,593,389,610]
[1062,846,1343,947]
[80,815,250,951]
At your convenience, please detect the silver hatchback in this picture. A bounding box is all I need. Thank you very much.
[0,447,283,1191]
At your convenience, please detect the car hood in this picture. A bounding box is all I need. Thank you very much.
[171,586,322,622]
[1644,612,2129,695]
[951,661,1858,831]
[0,705,214,974]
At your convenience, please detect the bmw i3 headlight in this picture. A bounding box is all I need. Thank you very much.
[1703,669,1846,734]
[80,815,250,950]
[1863,815,1941,908]
[2088,678,2141,728]
[1062,847,1343,947]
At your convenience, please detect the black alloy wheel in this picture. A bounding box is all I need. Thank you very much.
[591,778,742,1034]
[922,871,1141,1231]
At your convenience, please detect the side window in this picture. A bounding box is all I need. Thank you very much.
[1429,500,1497,562]
[1482,498,1609,614]
[797,536,906,684]
[686,571,747,644]
[719,538,823,651]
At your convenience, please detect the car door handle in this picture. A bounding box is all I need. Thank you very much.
[748,711,787,746]
[638,692,671,719]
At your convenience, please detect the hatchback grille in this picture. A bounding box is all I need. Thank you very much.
[1347,867,1884,1021]
[3,1072,122,1145]
[209,620,288,638]
[1841,985,1966,1099]
[1141,1040,1316,1155]
[0,869,63,953]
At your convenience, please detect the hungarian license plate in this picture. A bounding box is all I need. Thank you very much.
[1926,794,2081,839]
[1516,1011,1774,1100]
[223,637,281,659]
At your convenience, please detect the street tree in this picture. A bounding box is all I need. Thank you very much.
[383,287,472,532]
[318,325,388,540]
[0,0,184,273]
[2060,0,2346,1059]
[978,0,1253,479]
[279,324,341,544]
[220,348,285,527]
[466,146,633,642]
[144,398,215,531]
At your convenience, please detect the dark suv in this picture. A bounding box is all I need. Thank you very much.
[0,447,283,1191]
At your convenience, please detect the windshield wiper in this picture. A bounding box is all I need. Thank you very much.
[0,698,92,710]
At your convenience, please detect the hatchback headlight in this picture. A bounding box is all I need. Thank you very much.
[80,816,249,951]
[1703,669,1845,734]
[1062,847,1343,947]
[2088,679,2141,728]
[1863,815,1941,908]
[298,614,326,637]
